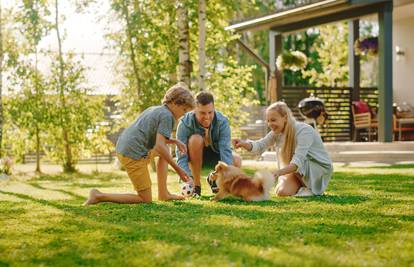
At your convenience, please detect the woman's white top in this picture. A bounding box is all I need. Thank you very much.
[248,121,333,195]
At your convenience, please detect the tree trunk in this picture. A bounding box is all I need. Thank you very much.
[34,47,42,173]
[0,3,3,158]
[55,0,74,172]
[35,125,41,173]
[198,0,206,91]
[177,0,191,87]
[121,0,140,98]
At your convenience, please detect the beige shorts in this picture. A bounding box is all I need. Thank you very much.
[117,152,154,192]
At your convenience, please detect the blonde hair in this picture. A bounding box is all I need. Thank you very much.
[162,82,195,108]
[266,102,296,167]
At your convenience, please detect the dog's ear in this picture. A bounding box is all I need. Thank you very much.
[215,161,228,172]
[218,161,228,167]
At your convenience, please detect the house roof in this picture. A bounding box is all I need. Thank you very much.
[226,0,392,33]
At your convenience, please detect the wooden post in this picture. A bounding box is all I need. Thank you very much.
[269,30,283,103]
[348,19,360,141]
[378,1,393,142]
[348,19,360,102]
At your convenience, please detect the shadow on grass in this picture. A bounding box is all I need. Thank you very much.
[31,172,126,182]
[1,188,410,266]
[28,182,85,201]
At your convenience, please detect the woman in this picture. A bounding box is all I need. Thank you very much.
[233,101,333,197]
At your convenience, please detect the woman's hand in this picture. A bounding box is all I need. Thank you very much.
[232,139,251,151]
[273,170,281,180]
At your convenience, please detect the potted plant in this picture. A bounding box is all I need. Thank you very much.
[354,36,378,56]
[276,50,307,71]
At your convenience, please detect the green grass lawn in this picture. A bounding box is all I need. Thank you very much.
[1,164,413,267]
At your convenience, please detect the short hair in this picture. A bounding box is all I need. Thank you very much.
[195,91,214,105]
[162,82,195,108]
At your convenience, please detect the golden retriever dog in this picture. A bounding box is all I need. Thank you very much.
[210,161,274,201]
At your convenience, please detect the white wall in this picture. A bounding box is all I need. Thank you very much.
[393,4,414,105]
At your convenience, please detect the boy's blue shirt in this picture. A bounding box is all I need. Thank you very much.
[176,110,233,177]
[116,105,174,160]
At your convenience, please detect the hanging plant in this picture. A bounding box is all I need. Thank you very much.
[276,50,307,71]
[354,36,378,56]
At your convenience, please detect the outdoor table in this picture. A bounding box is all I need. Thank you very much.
[398,117,414,140]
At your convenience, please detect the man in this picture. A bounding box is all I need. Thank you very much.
[176,91,242,197]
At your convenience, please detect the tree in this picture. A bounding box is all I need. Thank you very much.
[0,4,20,158]
[53,0,76,172]
[7,65,51,172]
[302,23,349,87]
[9,0,52,172]
[193,0,257,130]
[177,0,191,87]
[46,53,104,171]
[107,0,179,126]
[197,0,206,91]
[0,3,3,158]
[106,0,257,131]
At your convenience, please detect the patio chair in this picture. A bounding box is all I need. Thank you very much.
[351,101,378,141]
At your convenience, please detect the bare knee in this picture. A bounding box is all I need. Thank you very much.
[275,176,298,197]
[275,187,293,197]
[188,135,204,150]
[188,135,204,165]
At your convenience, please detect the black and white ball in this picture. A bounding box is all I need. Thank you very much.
[180,182,194,197]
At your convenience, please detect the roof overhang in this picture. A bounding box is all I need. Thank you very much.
[226,0,391,33]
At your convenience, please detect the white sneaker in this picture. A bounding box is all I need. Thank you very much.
[294,187,314,197]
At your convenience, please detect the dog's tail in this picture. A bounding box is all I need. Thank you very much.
[254,170,275,195]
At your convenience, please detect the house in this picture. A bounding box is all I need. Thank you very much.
[227,0,414,142]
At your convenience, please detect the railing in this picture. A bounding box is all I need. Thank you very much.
[282,86,378,141]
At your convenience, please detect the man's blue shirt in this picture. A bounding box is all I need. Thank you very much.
[176,111,233,177]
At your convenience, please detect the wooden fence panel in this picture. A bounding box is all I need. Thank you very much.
[281,86,378,141]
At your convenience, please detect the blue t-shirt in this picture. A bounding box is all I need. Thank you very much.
[116,105,174,160]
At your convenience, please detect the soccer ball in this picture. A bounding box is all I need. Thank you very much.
[180,182,194,197]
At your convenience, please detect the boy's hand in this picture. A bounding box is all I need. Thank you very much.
[177,168,192,183]
[175,140,187,155]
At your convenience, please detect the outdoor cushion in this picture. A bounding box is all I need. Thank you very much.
[352,101,370,114]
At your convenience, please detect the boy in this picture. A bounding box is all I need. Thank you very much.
[84,83,194,205]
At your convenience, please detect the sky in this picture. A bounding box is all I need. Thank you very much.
[3,0,121,95]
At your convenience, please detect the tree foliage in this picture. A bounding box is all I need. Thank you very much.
[6,0,53,172]
[302,23,349,87]
[46,53,104,170]
[106,0,257,130]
